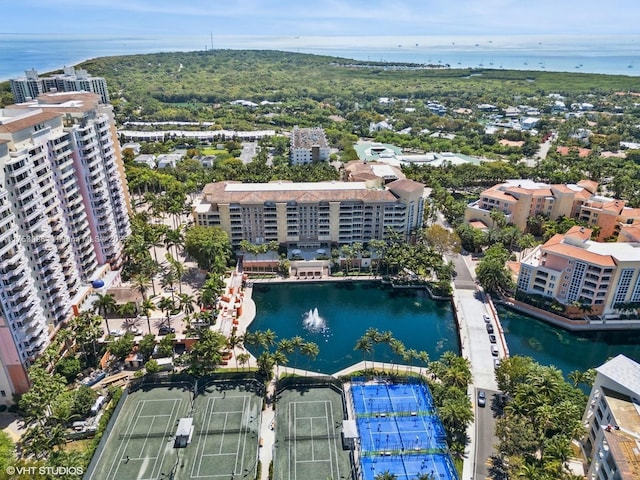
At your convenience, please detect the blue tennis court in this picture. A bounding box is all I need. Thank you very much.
[350,379,458,480]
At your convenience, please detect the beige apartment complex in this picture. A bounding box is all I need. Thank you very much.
[193,180,425,248]
[517,226,640,319]
[465,179,640,240]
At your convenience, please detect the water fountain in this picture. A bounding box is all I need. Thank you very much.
[303,308,327,333]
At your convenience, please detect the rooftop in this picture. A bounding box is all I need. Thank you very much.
[200,181,398,204]
[597,355,640,397]
[601,386,640,479]
[291,127,328,149]
[0,108,61,134]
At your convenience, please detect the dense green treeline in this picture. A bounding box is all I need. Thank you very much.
[25,50,629,125]
[79,49,639,103]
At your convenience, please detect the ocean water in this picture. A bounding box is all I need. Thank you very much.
[1,33,639,82]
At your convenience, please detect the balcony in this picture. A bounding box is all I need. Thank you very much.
[3,273,28,290]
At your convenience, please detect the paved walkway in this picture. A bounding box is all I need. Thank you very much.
[0,413,24,443]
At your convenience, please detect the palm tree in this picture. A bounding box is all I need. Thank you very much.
[290,335,304,370]
[374,471,397,480]
[94,293,117,333]
[567,370,586,388]
[161,268,177,303]
[148,227,165,264]
[517,464,541,480]
[354,337,373,372]
[490,208,508,229]
[158,297,175,329]
[389,338,406,374]
[131,273,151,300]
[164,227,184,259]
[300,341,319,376]
[123,234,149,265]
[369,239,387,278]
[227,333,243,370]
[118,301,138,326]
[237,352,251,371]
[165,252,185,294]
[177,292,196,321]
[261,329,277,349]
[416,350,430,377]
[139,298,155,334]
[415,474,435,480]
[256,352,275,382]
[71,311,103,359]
[364,327,383,367]
[272,350,288,378]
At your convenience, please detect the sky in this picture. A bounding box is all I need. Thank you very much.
[3,0,639,37]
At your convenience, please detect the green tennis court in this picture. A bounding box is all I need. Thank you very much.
[86,380,262,479]
[273,386,351,480]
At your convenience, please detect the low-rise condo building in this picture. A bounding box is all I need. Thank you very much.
[581,355,640,480]
[465,179,640,240]
[193,180,425,248]
[10,67,110,104]
[517,226,640,319]
[0,92,131,403]
[290,127,330,165]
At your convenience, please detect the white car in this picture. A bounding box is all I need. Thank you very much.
[109,329,124,337]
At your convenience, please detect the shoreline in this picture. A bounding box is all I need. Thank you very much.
[2,35,640,82]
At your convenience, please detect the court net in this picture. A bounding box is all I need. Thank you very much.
[283,433,338,441]
[119,426,257,439]
[119,432,171,439]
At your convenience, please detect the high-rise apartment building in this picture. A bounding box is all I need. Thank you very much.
[10,67,110,104]
[0,92,131,402]
[581,355,640,479]
[193,179,425,247]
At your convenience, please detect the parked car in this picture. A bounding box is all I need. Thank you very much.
[491,345,499,356]
[494,358,501,369]
[483,314,491,323]
[158,326,176,336]
[127,327,142,335]
[477,390,486,408]
[486,323,494,334]
[489,334,497,344]
[109,329,124,337]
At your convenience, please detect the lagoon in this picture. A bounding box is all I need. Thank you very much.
[247,282,458,374]
[498,305,640,375]
[247,281,640,377]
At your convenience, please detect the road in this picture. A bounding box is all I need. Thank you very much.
[474,388,501,480]
[450,252,503,480]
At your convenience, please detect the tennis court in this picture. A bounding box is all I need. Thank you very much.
[350,379,458,480]
[86,380,262,480]
[273,385,352,480]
